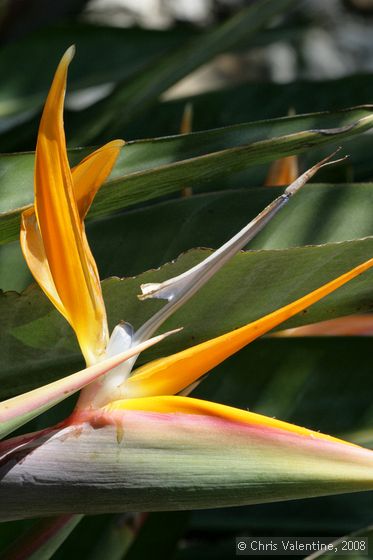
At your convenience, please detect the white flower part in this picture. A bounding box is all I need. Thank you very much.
[77,325,183,409]
[101,322,134,391]
[107,322,133,356]
[134,150,346,345]
[139,195,288,302]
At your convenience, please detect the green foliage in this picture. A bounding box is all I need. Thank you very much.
[1,0,373,557]
[2,237,373,401]
[1,106,371,244]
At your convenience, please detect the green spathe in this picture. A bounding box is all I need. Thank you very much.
[1,405,373,521]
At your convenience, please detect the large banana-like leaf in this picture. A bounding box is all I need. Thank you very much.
[0,24,196,119]
[96,183,373,272]
[4,182,373,293]
[2,237,373,401]
[86,183,373,280]
[67,0,297,144]
[129,75,373,138]
[1,106,373,244]
[0,0,295,150]
[0,20,309,125]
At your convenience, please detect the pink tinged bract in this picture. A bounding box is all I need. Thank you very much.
[1,399,373,520]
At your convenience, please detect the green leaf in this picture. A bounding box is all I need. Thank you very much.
[5,182,373,293]
[1,106,373,245]
[0,23,196,119]
[0,19,305,125]
[0,240,32,292]
[2,237,373,401]
[119,73,373,183]
[67,0,297,144]
[128,75,373,138]
[0,0,296,150]
[87,183,373,281]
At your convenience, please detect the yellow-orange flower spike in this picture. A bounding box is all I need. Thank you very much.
[124,258,373,400]
[20,46,124,365]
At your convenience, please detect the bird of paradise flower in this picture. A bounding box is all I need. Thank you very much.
[1,46,373,522]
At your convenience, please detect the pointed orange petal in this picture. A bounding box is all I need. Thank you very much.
[265,155,299,186]
[20,208,65,320]
[34,46,108,365]
[124,258,373,399]
[72,139,124,219]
